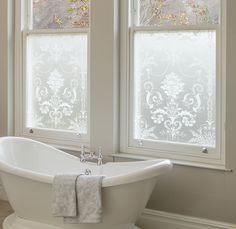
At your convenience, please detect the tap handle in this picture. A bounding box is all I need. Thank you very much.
[81,145,85,155]
[80,145,86,162]
[97,147,103,165]
[89,151,95,158]
[98,147,103,157]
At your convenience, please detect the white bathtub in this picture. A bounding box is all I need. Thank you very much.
[0,137,172,229]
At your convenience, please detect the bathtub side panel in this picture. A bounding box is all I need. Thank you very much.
[102,178,157,224]
[0,172,157,228]
[0,172,57,222]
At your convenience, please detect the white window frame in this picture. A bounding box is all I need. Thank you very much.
[120,0,226,168]
[15,0,90,150]
[15,0,119,154]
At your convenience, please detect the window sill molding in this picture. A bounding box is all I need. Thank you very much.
[111,153,232,172]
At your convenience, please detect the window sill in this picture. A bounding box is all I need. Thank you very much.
[111,153,232,172]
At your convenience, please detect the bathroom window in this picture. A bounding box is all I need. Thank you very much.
[15,0,90,148]
[120,0,226,166]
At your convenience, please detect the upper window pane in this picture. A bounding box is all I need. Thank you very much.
[135,0,220,27]
[32,0,90,29]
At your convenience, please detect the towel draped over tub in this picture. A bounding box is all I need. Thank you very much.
[52,174,104,224]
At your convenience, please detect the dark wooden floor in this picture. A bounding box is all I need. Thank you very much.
[0,200,13,229]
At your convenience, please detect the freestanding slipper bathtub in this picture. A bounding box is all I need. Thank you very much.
[0,137,172,229]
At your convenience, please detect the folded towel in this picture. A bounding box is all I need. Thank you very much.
[64,175,104,224]
[52,174,80,217]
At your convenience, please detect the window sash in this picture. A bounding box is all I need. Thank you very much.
[129,27,221,157]
[21,29,90,142]
[119,0,226,166]
[27,0,90,31]
[15,0,90,145]
[15,0,119,153]
[19,1,91,143]
[131,0,221,28]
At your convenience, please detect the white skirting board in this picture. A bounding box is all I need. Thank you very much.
[137,209,236,229]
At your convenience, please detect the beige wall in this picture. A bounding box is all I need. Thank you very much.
[0,0,9,136]
[148,165,236,223]
[0,0,14,137]
[90,0,119,155]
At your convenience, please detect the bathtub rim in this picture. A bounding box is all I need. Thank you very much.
[0,137,173,187]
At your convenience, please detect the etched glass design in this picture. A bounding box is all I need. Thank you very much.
[26,34,88,134]
[33,0,90,29]
[136,0,220,26]
[134,31,216,147]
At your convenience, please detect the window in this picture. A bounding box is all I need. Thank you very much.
[15,0,119,153]
[121,0,226,166]
[16,0,90,148]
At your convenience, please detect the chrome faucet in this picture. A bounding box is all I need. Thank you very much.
[80,145,103,165]
[97,147,103,166]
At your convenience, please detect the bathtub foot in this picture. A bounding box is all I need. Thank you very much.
[3,214,141,229]
[3,214,61,229]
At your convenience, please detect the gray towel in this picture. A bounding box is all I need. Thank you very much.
[52,174,79,217]
[52,174,104,224]
[64,175,104,224]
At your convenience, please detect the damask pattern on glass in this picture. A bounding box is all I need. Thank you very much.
[26,34,88,134]
[134,31,216,147]
[33,0,90,29]
[137,0,220,26]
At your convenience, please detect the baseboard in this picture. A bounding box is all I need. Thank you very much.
[137,209,236,229]
[0,179,8,201]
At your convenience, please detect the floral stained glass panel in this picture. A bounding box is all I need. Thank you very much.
[136,0,220,26]
[26,34,88,134]
[134,31,216,147]
[32,0,90,29]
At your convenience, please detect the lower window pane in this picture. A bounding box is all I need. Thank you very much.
[26,34,88,134]
[133,30,216,147]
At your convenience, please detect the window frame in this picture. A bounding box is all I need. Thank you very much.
[120,0,226,167]
[15,0,90,150]
[15,0,119,154]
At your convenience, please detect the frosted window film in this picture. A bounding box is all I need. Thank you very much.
[133,31,216,147]
[26,34,88,134]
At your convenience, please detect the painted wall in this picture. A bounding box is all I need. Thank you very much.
[0,0,14,137]
[147,165,236,224]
